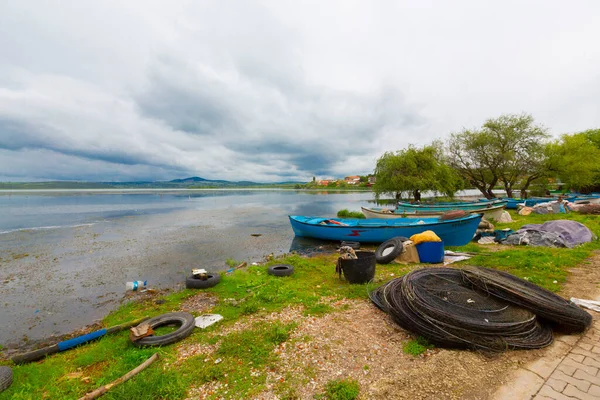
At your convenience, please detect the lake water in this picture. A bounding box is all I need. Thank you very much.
[0,189,376,234]
[0,189,379,348]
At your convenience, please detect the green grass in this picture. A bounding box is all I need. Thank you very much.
[336,209,366,219]
[403,337,434,356]
[2,211,600,398]
[320,379,360,400]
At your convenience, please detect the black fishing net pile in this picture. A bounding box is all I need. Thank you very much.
[369,267,591,351]
[461,266,592,332]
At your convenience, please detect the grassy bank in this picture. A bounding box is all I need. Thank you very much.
[1,211,599,399]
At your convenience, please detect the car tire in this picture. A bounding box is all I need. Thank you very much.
[131,312,196,347]
[185,273,221,289]
[375,237,406,264]
[268,264,294,277]
[0,366,13,392]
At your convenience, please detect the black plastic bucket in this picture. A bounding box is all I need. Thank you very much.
[339,251,376,284]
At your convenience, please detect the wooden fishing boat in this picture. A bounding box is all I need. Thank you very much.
[396,199,507,212]
[502,196,583,209]
[361,200,506,220]
[288,213,482,246]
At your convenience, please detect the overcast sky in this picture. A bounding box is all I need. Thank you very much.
[1,1,599,182]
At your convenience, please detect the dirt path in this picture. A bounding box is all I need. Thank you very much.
[180,253,600,399]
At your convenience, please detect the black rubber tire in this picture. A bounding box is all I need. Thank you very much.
[375,237,405,264]
[341,241,361,249]
[268,264,294,277]
[185,273,221,289]
[0,366,13,392]
[131,312,195,347]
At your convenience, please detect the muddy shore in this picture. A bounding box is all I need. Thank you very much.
[0,206,326,349]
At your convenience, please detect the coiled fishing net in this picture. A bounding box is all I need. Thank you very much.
[369,268,554,351]
[461,266,592,332]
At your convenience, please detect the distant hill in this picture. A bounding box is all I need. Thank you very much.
[169,176,208,183]
[170,176,234,185]
[0,177,306,189]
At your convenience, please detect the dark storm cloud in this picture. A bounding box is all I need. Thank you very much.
[135,55,423,178]
[0,118,187,171]
[0,149,191,182]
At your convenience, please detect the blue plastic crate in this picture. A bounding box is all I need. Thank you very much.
[415,241,444,263]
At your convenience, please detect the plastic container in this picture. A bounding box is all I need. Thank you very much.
[338,251,376,284]
[415,241,444,263]
[126,280,147,291]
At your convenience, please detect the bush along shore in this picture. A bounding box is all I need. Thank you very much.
[1,210,599,399]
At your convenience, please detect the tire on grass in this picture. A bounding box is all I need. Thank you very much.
[0,366,12,393]
[375,237,406,264]
[185,273,221,289]
[268,264,294,277]
[131,312,196,347]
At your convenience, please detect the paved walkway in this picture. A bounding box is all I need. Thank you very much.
[494,316,600,400]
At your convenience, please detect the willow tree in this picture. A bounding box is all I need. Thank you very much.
[547,130,600,191]
[447,113,549,198]
[373,142,464,200]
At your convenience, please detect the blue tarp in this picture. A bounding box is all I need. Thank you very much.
[502,220,593,248]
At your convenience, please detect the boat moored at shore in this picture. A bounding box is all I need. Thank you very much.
[288,213,482,246]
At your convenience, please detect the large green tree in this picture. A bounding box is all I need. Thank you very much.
[447,113,549,198]
[547,130,600,191]
[373,142,463,200]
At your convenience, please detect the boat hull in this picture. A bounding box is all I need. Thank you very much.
[362,204,505,221]
[288,214,482,246]
[503,196,583,209]
[396,200,507,212]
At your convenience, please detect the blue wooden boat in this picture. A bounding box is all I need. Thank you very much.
[288,213,482,246]
[396,200,507,213]
[503,196,581,209]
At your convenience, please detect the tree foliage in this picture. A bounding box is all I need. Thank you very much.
[547,130,600,191]
[447,113,549,198]
[373,142,463,200]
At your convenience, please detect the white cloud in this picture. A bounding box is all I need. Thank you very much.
[1,0,599,182]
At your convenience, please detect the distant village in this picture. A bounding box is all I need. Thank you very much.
[310,175,376,187]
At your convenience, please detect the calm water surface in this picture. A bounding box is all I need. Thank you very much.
[0,189,375,233]
[0,189,377,347]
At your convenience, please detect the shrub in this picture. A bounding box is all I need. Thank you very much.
[323,379,360,400]
[402,336,434,356]
[337,209,365,219]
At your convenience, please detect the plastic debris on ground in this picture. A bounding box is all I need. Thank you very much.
[126,280,147,291]
[497,211,513,223]
[572,204,600,214]
[473,228,514,244]
[192,269,208,279]
[394,240,420,264]
[570,298,600,312]
[130,323,154,341]
[409,230,441,244]
[195,314,224,329]
[442,252,471,265]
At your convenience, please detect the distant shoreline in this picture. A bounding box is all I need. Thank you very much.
[0,187,373,194]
